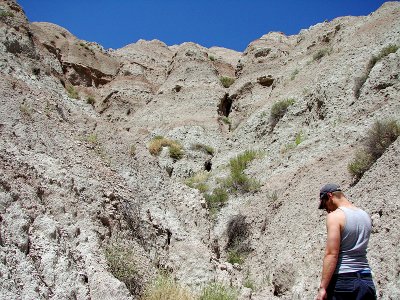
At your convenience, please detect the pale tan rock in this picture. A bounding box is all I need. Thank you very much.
[0,1,399,299]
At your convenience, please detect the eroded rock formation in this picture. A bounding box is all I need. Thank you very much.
[1,0,399,299]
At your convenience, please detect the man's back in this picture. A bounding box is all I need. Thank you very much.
[336,207,372,274]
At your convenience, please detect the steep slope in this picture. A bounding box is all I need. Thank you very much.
[0,0,399,299]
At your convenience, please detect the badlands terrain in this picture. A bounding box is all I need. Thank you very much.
[0,0,399,299]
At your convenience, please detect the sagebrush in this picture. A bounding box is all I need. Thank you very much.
[354,44,399,98]
[105,244,144,296]
[220,77,235,88]
[148,136,184,160]
[270,99,295,129]
[199,282,237,300]
[142,275,194,300]
[222,150,262,193]
[348,120,400,181]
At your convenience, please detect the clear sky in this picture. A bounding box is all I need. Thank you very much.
[18,0,389,52]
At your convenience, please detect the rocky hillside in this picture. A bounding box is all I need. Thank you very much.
[0,0,399,299]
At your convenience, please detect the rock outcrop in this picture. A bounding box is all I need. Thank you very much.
[1,0,399,299]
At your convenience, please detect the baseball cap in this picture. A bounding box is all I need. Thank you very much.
[318,183,341,209]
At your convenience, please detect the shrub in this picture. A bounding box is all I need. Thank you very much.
[209,55,216,61]
[365,119,400,159]
[290,69,299,80]
[313,48,331,61]
[191,143,215,155]
[376,44,399,61]
[220,77,235,88]
[243,277,255,290]
[185,171,210,193]
[86,133,98,145]
[295,131,304,145]
[148,136,184,160]
[347,150,374,181]
[19,103,32,117]
[143,275,194,300]
[0,10,14,18]
[87,96,95,106]
[67,85,79,99]
[223,150,262,193]
[227,249,244,265]
[204,188,229,216]
[79,42,91,51]
[354,44,399,98]
[105,244,144,296]
[270,98,295,129]
[348,120,400,181]
[169,143,184,160]
[221,116,231,125]
[130,145,136,157]
[226,214,250,252]
[199,282,237,300]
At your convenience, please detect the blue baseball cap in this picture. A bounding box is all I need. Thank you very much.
[319,183,341,209]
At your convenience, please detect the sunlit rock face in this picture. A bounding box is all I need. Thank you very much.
[0,1,399,299]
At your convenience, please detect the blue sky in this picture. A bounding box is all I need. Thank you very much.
[19,0,388,52]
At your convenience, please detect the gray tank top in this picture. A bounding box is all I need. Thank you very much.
[335,206,372,274]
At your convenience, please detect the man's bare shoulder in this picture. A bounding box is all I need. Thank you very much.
[327,209,345,228]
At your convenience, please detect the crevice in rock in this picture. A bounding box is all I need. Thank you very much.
[173,85,182,92]
[166,229,172,246]
[204,160,212,171]
[218,93,233,117]
[165,166,173,177]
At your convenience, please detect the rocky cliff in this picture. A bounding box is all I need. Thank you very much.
[0,0,399,299]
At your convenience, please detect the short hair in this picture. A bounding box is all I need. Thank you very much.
[332,190,345,198]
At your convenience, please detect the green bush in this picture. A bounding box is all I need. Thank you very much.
[209,55,216,61]
[185,171,210,193]
[143,275,194,300]
[67,85,79,99]
[191,143,214,155]
[148,136,184,160]
[105,244,144,296]
[365,119,400,159]
[354,44,399,98]
[348,150,374,181]
[221,116,231,125]
[199,282,237,300]
[169,143,184,160]
[223,150,262,193]
[348,120,400,181]
[313,48,331,61]
[19,103,32,117]
[376,44,399,61]
[295,131,305,145]
[204,188,229,215]
[290,69,299,80]
[227,249,244,265]
[130,145,136,157]
[0,10,14,18]
[220,77,235,88]
[243,277,255,290]
[270,99,295,129]
[86,133,98,145]
[87,96,95,106]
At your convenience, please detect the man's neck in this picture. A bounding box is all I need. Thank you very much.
[336,197,355,208]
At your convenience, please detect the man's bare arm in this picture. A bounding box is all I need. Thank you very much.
[316,212,341,299]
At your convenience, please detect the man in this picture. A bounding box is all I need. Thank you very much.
[316,183,377,300]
